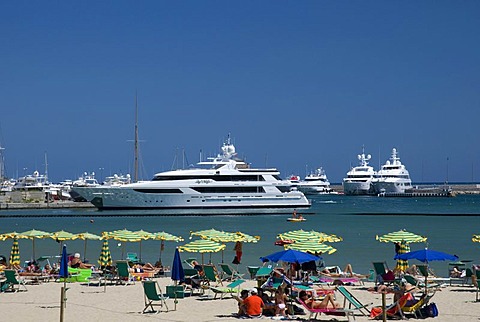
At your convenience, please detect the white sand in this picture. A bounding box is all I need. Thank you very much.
[1,277,479,321]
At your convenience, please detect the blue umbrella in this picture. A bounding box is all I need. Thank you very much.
[260,249,320,264]
[171,248,184,310]
[394,248,458,263]
[59,244,69,278]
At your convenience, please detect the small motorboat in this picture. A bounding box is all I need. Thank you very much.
[274,239,295,246]
[287,217,306,222]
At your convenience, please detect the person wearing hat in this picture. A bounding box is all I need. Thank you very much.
[243,287,265,317]
[69,253,93,269]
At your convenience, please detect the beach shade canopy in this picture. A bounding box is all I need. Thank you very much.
[75,232,102,262]
[395,248,458,263]
[98,239,112,268]
[179,239,226,264]
[260,249,320,264]
[52,230,78,242]
[277,229,342,243]
[190,228,260,243]
[472,235,480,243]
[376,229,427,243]
[18,229,52,261]
[284,240,337,255]
[9,236,21,266]
[59,244,69,278]
[103,229,147,259]
[395,240,410,273]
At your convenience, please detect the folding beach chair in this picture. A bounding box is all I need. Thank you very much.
[209,279,245,299]
[370,293,410,319]
[142,280,169,313]
[202,265,223,286]
[3,270,28,292]
[336,285,372,316]
[115,260,135,286]
[297,297,355,321]
[126,252,140,264]
[218,263,244,281]
[372,261,395,285]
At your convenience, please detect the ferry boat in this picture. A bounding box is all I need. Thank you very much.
[342,147,376,195]
[296,167,335,195]
[71,137,310,213]
[372,148,413,194]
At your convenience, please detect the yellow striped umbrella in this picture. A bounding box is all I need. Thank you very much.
[98,239,112,268]
[9,236,21,266]
[284,240,337,255]
[179,239,226,264]
[134,230,156,261]
[75,232,102,262]
[278,229,342,243]
[103,229,147,259]
[18,229,52,261]
[376,229,427,243]
[395,240,410,273]
[152,232,184,264]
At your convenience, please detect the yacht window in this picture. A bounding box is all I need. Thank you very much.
[133,188,183,193]
[192,187,265,193]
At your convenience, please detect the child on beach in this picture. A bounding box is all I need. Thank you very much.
[274,286,288,317]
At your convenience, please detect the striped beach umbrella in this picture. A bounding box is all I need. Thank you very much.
[98,239,112,268]
[376,229,427,243]
[75,232,102,262]
[395,240,410,273]
[134,230,155,261]
[18,229,51,261]
[278,229,342,243]
[284,240,337,255]
[9,236,21,266]
[51,230,78,252]
[179,239,226,264]
[472,235,480,243]
[103,229,146,259]
[152,232,184,264]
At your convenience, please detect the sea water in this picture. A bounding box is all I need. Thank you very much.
[0,194,479,276]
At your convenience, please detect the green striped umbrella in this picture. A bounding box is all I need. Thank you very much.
[134,230,155,261]
[179,239,226,264]
[395,240,410,273]
[284,240,337,255]
[376,229,427,243]
[75,232,102,262]
[103,229,146,259]
[18,229,52,261]
[278,229,342,243]
[152,232,184,264]
[9,236,21,266]
[98,239,112,268]
[51,230,78,253]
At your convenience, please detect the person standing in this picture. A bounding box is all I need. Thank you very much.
[234,241,243,264]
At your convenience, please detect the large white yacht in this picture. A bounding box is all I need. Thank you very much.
[71,137,310,213]
[342,148,376,195]
[372,148,413,194]
[296,167,335,195]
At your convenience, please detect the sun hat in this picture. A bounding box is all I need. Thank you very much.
[74,253,81,258]
[250,287,257,294]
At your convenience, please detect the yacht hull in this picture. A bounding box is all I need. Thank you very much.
[72,186,310,213]
[342,181,374,195]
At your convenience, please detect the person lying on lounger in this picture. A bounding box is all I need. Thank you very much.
[321,264,367,278]
[299,290,342,309]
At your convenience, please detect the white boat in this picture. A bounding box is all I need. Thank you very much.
[296,167,335,195]
[372,148,413,194]
[70,172,100,202]
[13,170,50,191]
[103,174,131,186]
[342,148,376,195]
[71,136,310,213]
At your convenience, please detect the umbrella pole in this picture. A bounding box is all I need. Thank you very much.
[83,240,87,263]
[139,241,142,262]
[174,280,178,311]
[32,239,35,262]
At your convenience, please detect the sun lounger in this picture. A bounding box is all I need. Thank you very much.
[209,279,245,299]
[336,285,372,316]
[297,297,356,321]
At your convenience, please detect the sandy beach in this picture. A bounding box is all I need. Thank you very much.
[1,276,479,322]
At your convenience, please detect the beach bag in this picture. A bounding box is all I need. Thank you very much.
[426,302,438,317]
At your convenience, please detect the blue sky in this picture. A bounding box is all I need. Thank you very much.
[1,1,479,183]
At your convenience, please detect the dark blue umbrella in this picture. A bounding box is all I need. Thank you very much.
[171,248,185,282]
[59,244,69,278]
[260,249,320,264]
[394,248,458,263]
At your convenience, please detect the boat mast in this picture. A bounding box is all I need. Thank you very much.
[134,92,139,182]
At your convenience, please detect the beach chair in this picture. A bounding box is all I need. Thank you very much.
[417,265,449,283]
[209,279,245,299]
[201,265,223,287]
[142,280,169,313]
[370,292,410,319]
[336,285,372,316]
[372,261,395,285]
[403,274,439,291]
[402,293,434,318]
[218,263,244,281]
[297,297,355,321]
[247,266,260,279]
[183,258,197,268]
[3,270,28,292]
[115,260,135,286]
[475,270,480,302]
[126,252,140,264]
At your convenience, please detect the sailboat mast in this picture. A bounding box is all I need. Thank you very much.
[134,93,139,182]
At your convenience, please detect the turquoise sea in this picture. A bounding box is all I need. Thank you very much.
[0,194,479,276]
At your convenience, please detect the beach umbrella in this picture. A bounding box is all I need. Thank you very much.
[9,236,21,266]
[18,229,51,261]
[260,249,320,264]
[51,230,78,253]
[152,232,184,264]
[179,239,226,264]
[277,229,342,243]
[376,229,427,243]
[284,240,337,255]
[98,239,112,268]
[171,248,184,310]
[59,244,68,319]
[472,235,480,243]
[395,240,410,273]
[75,232,102,262]
[134,230,155,261]
[103,229,146,259]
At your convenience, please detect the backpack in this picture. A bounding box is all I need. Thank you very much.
[426,302,439,317]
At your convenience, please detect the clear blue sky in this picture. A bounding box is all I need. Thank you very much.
[1,1,479,183]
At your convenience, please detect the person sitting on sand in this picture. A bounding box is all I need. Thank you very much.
[321,264,368,278]
[69,253,93,269]
[234,289,249,317]
[298,290,342,309]
[243,288,265,317]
